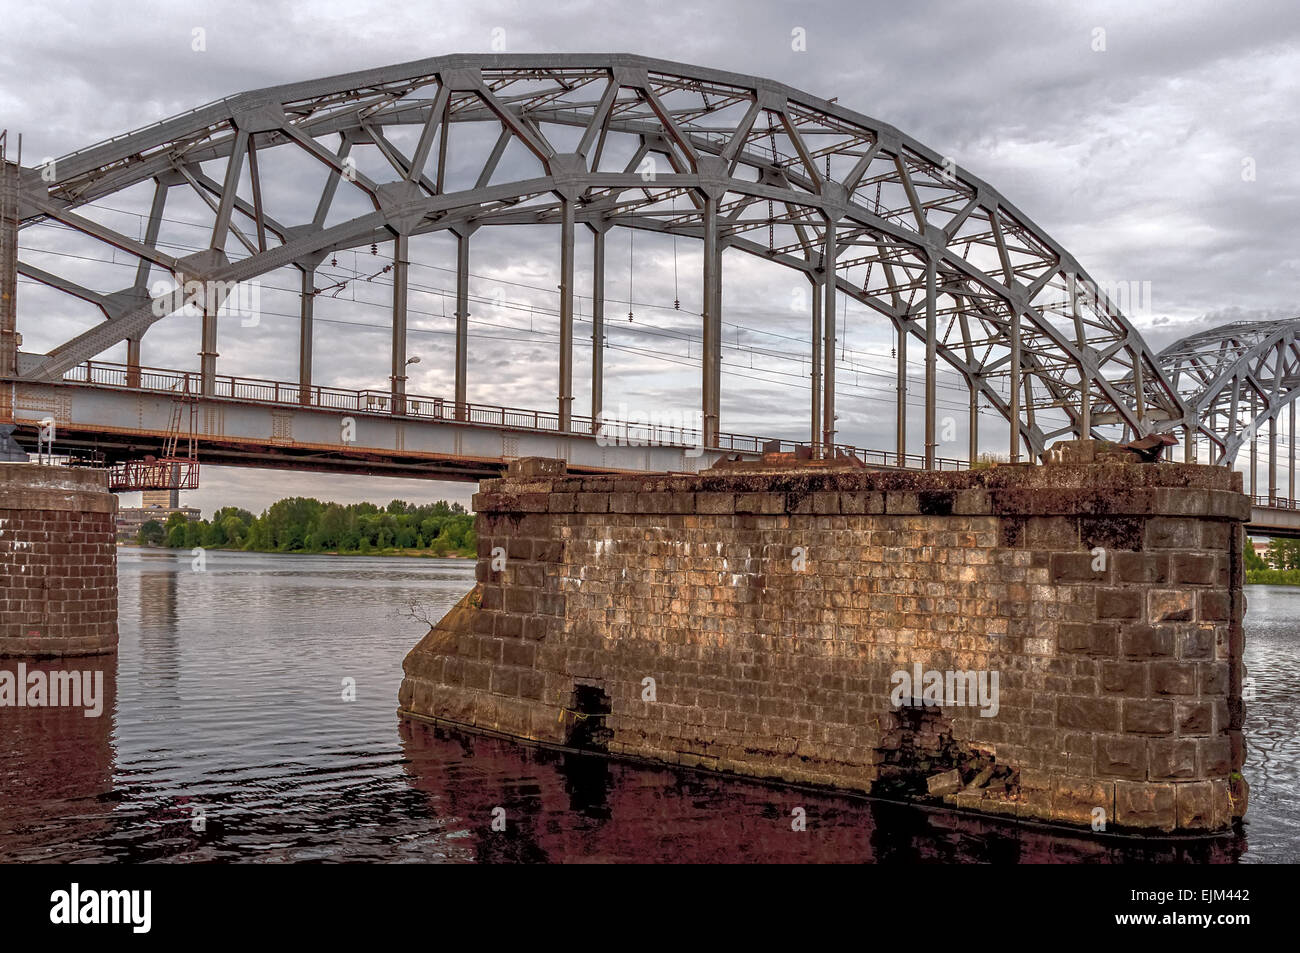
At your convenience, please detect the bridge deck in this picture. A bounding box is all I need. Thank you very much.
[3,361,971,482]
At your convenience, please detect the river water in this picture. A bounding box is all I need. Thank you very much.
[0,547,1295,863]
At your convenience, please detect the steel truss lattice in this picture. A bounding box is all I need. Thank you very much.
[6,53,1196,461]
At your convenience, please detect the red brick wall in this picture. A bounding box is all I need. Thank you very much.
[399,454,1249,833]
[0,465,118,657]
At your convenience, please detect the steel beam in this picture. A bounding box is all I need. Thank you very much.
[126,337,141,389]
[924,253,937,469]
[0,158,17,379]
[969,379,979,464]
[822,219,837,452]
[200,299,218,397]
[591,226,605,426]
[390,234,409,414]
[1250,393,1258,497]
[299,265,314,405]
[1009,310,1022,463]
[1270,414,1278,504]
[702,196,721,447]
[558,197,575,431]
[455,231,470,421]
[810,277,822,455]
[896,321,907,466]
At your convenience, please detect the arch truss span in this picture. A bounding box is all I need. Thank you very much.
[1159,317,1300,471]
[4,53,1189,461]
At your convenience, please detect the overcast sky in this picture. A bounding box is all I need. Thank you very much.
[5,0,1299,516]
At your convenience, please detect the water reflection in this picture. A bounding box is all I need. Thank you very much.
[0,654,118,859]
[0,547,1292,862]
[397,718,1245,863]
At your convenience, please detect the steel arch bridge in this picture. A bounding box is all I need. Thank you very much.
[0,53,1221,469]
[1159,318,1300,479]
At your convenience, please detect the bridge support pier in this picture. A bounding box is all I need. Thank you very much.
[0,465,117,657]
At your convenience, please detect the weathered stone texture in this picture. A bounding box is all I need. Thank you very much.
[399,454,1248,833]
[0,464,118,657]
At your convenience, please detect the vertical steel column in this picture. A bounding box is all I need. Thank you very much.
[591,226,605,427]
[1291,400,1296,503]
[558,198,574,431]
[454,231,470,421]
[1186,424,1195,464]
[1250,392,1258,499]
[390,234,409,414]
[298,265,314,406]
[127,181,167,392]
[0,156,17,380]
[200,300,218,397]
[1269,413,1278,504]
[702,196,721,447]
[1008,308,1022,463]
[924,254,937,469]
[896,321,907,466]
[969,379,979,464]
[822,219,837,452]
[810,278,822,455]
[1071,274,1091,440]
[126,337,142,388]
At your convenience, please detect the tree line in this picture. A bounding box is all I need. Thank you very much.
[136,497,476,557]
[1245,537,1300,584]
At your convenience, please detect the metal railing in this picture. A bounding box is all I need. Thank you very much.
[1253,495,1300,511]
[59,359,972,470]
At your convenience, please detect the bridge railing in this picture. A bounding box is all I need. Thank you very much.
[1253,495,1300,510]
[59,360,971,471]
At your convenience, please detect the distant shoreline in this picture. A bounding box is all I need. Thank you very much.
[1246,570,1300,586]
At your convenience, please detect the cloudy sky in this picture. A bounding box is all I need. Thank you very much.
[4,0,1299,516]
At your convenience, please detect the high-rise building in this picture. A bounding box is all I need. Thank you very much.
[141,487,180,508]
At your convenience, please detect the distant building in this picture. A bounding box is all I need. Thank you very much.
[117,500,200,542]
[141,487,180,509]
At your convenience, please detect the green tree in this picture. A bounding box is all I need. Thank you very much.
[137,519,165,546]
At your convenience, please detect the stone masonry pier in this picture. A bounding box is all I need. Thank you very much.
[0,464,118,657]
[399,448,1249,833]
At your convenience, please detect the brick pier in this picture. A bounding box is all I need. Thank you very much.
[399,446,1249,833]
[0,464,118,657]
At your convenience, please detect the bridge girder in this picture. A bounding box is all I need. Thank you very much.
[7,53,1190,460]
